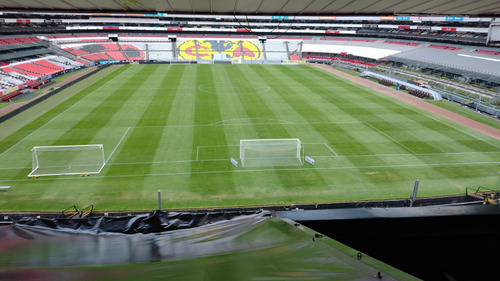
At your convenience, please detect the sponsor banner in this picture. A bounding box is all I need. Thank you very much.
[318,16,337,20]
[272,16,289,19]
[380,16,395,20]
[325,30,340,34]
[283,60,307,64]
[441,27,456,31]
[445,16,463,21]
[99,60,121,64]
[305,156,315,165]
[231,158,238,167]
[395,16,410,20]
[2,86,19,96]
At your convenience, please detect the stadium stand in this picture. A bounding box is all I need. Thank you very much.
[13,62,60,77]
[0,37,40,45]
[33,60,64,72]
[0,55,82,98]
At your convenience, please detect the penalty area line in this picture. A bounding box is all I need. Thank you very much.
[196,145,239,161]
[106,127,131,163]
[323,143,338,157]
[365,122,417,155]
[0,89,102,159]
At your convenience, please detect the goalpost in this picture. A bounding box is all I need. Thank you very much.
[29,144,106,177]
[240,139,303,167]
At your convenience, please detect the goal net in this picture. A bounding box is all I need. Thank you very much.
[29,144,106,177]
[240,139,303,167]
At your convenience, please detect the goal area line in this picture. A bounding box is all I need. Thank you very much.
[196,142,338,161]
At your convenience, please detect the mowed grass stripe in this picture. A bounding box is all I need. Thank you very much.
[50,66,156,145]
[94,65,189,210]
[2,64,500,211]
[69,65,172,209]
[108,65,181,168]
[296,66,495,183]
[224,66,289,138]
[302,66,500,153]
[248,67,366,165]
[249,65,374,157]
[281,66,461,185]
[243,65,338,185]
[251,65,405,191]
[0,66,124,141]
[277,65,412,157]
[2,66,134,179]
[27,66,159,199]
[0,66,127,157]
[293,66,455,155]
[306,65,500,153]
[227,65,330,193]
[231,65,334,193]
[189,65,236,199]
[213,65,290,197]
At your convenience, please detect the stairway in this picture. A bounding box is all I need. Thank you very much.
[116,42,129,61]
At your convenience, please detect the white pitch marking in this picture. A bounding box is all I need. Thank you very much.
[0,161,496,183]
[196,144,239,161]
[0,89,102,159]
[209,118,296,126]
[2,151,499,171]
[106,127,131,163]
[366,90,500,149]
[129,121,364,129]
[365,122,418,155]
[323,143,339,157]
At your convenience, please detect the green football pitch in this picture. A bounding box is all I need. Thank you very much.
[0,64,499,211]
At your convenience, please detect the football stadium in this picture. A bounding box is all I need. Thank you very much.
[0,1,500,280]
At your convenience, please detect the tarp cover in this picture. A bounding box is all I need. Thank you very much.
[0,211,399,280]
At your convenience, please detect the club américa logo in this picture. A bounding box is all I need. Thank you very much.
[177,40,262,61]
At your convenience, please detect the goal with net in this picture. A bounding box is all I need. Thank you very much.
[29,144,106,177]
[239,139,303,167]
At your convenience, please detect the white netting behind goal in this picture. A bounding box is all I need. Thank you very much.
[240,139,302,167]
[29,144,105,177]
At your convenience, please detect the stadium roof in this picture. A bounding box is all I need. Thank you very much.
[2,0,500,16]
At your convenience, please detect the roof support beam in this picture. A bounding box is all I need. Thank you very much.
[299,0,317,14]
[233,0,239,14]
[255,0,265,14]
[278,0,292,14]
[317,0,338,14]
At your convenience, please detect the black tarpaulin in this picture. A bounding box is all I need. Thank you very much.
[0,211,411,280]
